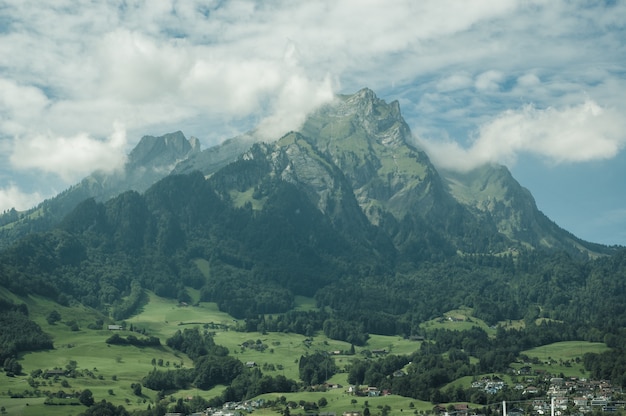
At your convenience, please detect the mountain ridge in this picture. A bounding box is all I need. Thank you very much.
[0,88,615,257]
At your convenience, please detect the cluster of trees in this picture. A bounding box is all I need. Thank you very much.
[105,333,160,347]
[3,357,22,376]
[0,299,53,363]
[242,310,327,335]
[165,327,228,360]
[142,327,300,405]
[583,339,626,387]
[299,352,337,385]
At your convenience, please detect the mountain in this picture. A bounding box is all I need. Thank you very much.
[2,87,626,340]
[1,89,611,257]
[212,88,608,258]
[0,131,200,249]
[4,88,626,415]
[442,164,611,255]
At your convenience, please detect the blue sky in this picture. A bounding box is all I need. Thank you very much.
[0,1,625,245]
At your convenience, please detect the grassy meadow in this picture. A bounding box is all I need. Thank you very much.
[0,289,610,415]
[0,290,423,415]
[515,341,609,378]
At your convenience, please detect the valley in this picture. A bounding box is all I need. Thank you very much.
[1,89,625,415]
[0,290,613,416]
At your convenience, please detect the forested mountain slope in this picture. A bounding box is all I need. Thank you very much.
[0,131,200,249]
[1,88,624,341]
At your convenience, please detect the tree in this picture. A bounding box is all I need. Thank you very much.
[318,397,328,407]
[81,400,130,416]
[46,310,61,325]
[3,358,22,376]
[79,389,94,406]
[131,382,142,396]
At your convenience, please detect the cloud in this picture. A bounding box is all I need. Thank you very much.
[10,123,128,182]
[420,99,626,171]
[0,0,625,215]
[0,184,43,212]
[475,70,505,92]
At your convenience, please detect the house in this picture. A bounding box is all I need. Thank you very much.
[45,369,66,377]
[433,405,447,414]
[393,370,406,377]
[554,397,568,410]
[454,404,469,414]
[591,398,609,407]
[409,335,425,341]
[245,361,256,368]
[343,412,361,416]
[371,349,387,355]
[367,386,380,397]
[108,324,122,330]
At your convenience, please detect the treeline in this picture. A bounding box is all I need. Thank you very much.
[583,334,626,388]
[105,333,160,347]
[0,299,53,362]
[242,311,369,346]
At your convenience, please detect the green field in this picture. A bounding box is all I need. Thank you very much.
[515,341,609,378]
[0,291,611,415]
[0,290,424,414]
[419,307,494,334]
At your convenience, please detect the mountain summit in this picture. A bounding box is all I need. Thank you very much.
[199,88,607,257]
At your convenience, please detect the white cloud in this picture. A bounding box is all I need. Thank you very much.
[421,100,626,171]
[0,184,43,212]
[10,123,128,182]
[256,73,336,140]
[517,73,541,88]
[436,73,473,92]
[475,70,505,92]
[0,0,625,223]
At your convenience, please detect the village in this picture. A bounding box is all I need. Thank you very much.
[162,372,624,416]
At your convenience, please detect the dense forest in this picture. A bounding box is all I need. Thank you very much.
[0,299,53,364]
[1,170,626,341]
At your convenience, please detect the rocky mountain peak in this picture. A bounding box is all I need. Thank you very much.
[128,131,199,169]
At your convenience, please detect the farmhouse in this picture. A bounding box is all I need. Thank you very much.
[45,369,66,377]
